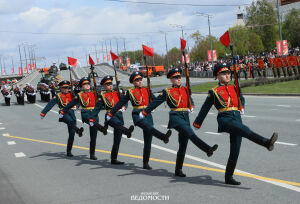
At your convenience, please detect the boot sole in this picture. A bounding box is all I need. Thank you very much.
[268,132,278,151]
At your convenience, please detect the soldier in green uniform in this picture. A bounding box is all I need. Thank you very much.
[106,71,171,170]
[193,63,278,185]
[40,80,84,157]
[60,77,107,160]
[90,76,134,165]
[140,68,218,177]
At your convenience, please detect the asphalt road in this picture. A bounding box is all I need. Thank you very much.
[0,66,300,204]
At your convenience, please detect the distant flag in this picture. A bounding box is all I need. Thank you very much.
[142,45,154,57]
[89,55,95,65]
[220,30,231,47]
[68,57,77,67]
[110,51,119,61]
[180,38,186,50]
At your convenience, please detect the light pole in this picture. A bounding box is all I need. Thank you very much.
[276,0,283,56]
[18,45,23,76]
[196,12,214,68]
[159,31,170,68]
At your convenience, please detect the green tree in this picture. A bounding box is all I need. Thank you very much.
[167,47,181,67]
[282,8,300,48]
[190,31,226,62]
[248,32,264,54]
[245,0,278,51]
[229,26,249,55]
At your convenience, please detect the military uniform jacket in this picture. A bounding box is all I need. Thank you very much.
[41,92,76,122]
[194,83,245,132]
[143,85,194,129]
[63,91,102,123]
[109,87,155,125]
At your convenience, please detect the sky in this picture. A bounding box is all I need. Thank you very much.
[0,0,254,73]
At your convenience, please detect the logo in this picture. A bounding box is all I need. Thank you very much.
[131,192,169,201]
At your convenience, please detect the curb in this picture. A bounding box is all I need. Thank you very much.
[193,92,300,96]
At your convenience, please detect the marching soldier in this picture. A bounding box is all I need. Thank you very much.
[106,71,171,170]
[139,68,218,177]
[60,77,108,160]
[40,80,84,157]
[193,63,278,185]
[24,83,36,103]
[91,76,134,165]
[1,84,12,106]
[13,85,25,105]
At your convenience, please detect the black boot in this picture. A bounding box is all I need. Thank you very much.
[111,146,124,165]
[152,128,172,144]
[248,132,278,151]
[108,120,134,138]
[225,159,241,185]
[70,125,84,137]
[143,150,152,170]
[125,125,134,138]
[66,141,73,157]
[190,136,218,157]
[94,123,108,135]
[175,153,186,177]
[90,145,97,160]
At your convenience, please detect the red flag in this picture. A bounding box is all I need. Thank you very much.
[142,45,154,57]
[110,51,119,61]
[89,55,95,65]
[220,31,230,47]
[68,57,77,67]
[180,38,186,50]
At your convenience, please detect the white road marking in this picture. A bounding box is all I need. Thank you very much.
[276,105,291,108]
[242,115,257,118]
[34,98,300,192]
[7,141,16,145]
[0,127,6,130]
[2,133,10,136]
[208,112,215,115]
[275,141,297,146]
[0,123,3,125]
[204,132,222,136]
[15,152,26,158]
[296,119,300,122]
[161,125,168,128]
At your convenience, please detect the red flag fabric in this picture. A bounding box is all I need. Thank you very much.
[142,45,154,57]
[180,38,186,50]
[89,55,95,65]
[68,57,77,67]
[220,31,230,47]
[110,51,119,61]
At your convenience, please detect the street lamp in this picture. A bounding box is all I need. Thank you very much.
[196,12,214,67]
[169,24,185,38]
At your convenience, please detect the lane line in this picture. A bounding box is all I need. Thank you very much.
[296,119,300,122]
[161,125,168,128]
[3,134,300,192]
[276,105,291,108]
[242,115,257,118]
[0,127,6,130]
[14,152,26,158]
[275,141,297,146]
[204,132,222,136]
[0,123,3,125]
[33,103,300,192]
[7,141,16,145]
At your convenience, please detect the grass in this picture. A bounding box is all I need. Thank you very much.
[191,79,300,94]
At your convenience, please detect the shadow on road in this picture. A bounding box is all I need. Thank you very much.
[30,151,251,190]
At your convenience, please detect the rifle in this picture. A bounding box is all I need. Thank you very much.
[230,45,242,111]
[90,64,98,103]
[143,56,152,102]
[182,50,192,110]
[112,60,120,94]
[68,66,74,99]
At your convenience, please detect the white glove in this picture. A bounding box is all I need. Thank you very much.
[139,111,145,119]
[120,106,126,112]
[240,108,245,115]
[89,122,94,127]
[151,109,155,113]
[188,108,194,113]
[193,126,199,131]
[59,113,64,119]
[40,115,44,120]
[106,115,111,121]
